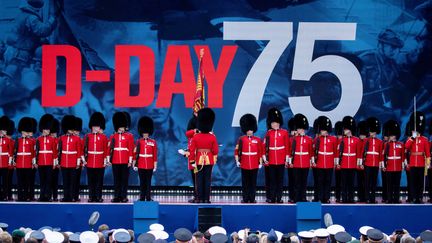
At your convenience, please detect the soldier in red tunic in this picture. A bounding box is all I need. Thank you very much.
[4,118,15,201]
[0,116,14,201]
[338,116,362,203]
[362,117,384,204]
[35,114,57,201]
[50,118,60,201]
[405,112,430,204]
[15,117,37,201]
[72,117,84,202]
[109,112,134,203]
[313,116,337,203]
[189,108,218,203]
[185,116,198,203]
[263,108,290,203]
[235,114,262,203]
[382,120,404,204]
[59,115,83,202]
[356,120,368,203]
[135,116,158,201]
[288,114,313,203]
[85,112,108,203]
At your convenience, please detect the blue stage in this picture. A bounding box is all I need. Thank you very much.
[1,202,431,238]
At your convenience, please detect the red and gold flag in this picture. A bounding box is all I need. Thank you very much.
[193,49,205,115]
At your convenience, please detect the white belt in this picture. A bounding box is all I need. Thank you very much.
[343,153,356,156]
[39,150,53,154]
[387,156,401,160]
[88,151,104,155]
[17,152,31,156]
[242,152,257,156]
[366,151,379,155]
[0,152,9,156]
[269,146,285,150]
[139,154,153,158]
[114,148,129,151]
[295,152,309,155]
[62,151,77,155]
[318,151,334,155]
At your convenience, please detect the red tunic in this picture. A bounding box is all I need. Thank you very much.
[405,136,430,167]
[339,136,362,169]
[109,132,134,165]
[36,135,58,166]
[85,133,109,168]
[0,136,14,168]
[315,135,338,169]
[189,133,219,165]
[262,129,291,165]
[292,135,313,168]
[15,137,36,169]
[384,141,405,172]
[136,138,158,169]
[59,134,83,168]
[363,137,384,167]
[234,135,262,170]
[186,129,196,170]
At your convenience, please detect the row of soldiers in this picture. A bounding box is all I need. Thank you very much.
[231,108,431,204]
[0,111,158,202]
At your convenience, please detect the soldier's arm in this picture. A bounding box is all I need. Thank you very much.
[26,15,57,37]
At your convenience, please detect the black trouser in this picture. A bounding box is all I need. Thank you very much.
[29,168,36,200]
[196,165,213,201]
[138,169,153,200]
[365,166,379,203]
[112,164,129,200]
[312,168,319,201]
[87,168,105,201]
[241,169,258,202]
[386,171,401,203]
[294,168,309,202]
[61,168,75,201]
[190,170,196,198]
[0,168,8,200]
[16,168,34,201]
[265,166,270,200]
[287,167,295,201]
[341,169,356,203]
[409,167,425,203]
[6,168,14,200]
[335,169,341,201]
[38,166,52,201]
[73,168,82,200]
[357,169,366,202]
[268,165,284,202]
[316,169,333,203]
[406,170,412,202]
[381,170,387,202]
[52,168,59,200]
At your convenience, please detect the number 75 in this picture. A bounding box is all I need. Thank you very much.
[224,22,363,127]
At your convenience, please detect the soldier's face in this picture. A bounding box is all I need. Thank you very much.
[92,126,101,133]
[271,122,280,130]
[380,43,399,59]
[246,130,253,136]
[320,130,328,136]
[42,129,50,136]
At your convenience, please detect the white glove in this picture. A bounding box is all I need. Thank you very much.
[357,158,363,166]
[153,163,157,172]
[191,162,197,168]
[54,158,59,166]
[310,157,316,167]
[379,161,385,169]
[8,157,13,166]
[32,158,37,165]
[178,149,186,155]
[236,160,240,168]
[259,163,263,169]
[76,158,81,166]
[133,166,138,171]
[81,156,87,166]
[287,157,293,165]
[402,159,408,169]
[128,156,133,164]
[334,158,340,166]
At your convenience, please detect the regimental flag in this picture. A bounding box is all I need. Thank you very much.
[193,49,205,115]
